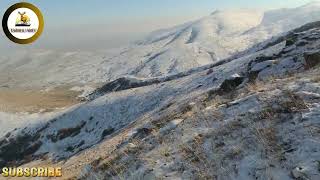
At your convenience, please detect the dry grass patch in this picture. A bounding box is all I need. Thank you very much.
[253,126,280,153]
[0,86,80,113]
[159,146,171,158]
[311,76,320,83]
[281,90,309,112]
[245,81,267,93]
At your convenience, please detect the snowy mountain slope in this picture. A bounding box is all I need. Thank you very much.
[1,21,320,179]
[0,50,117,89]
[0,2,320,90]
[0,105,79,137]
[96,2,320,80]
[242,1,320,44]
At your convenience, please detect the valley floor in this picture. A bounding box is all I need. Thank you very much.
[0,87,80,113]
[0,86,82,138]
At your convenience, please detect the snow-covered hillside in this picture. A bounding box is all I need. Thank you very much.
[1,2,320,90]
[0,50,116,89]
[1,20,320,179]
[96,1,320,80]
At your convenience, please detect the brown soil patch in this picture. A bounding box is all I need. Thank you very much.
[0,87,80,113]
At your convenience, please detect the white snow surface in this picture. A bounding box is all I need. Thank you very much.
[97,2,320,79]
[0,105,78,137]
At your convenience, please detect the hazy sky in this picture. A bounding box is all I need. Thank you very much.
[0,0,317,52]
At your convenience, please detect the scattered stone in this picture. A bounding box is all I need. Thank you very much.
[132,128,153,139]
[285,37,297,47]
[206,69,214,75]
[304,51,320,69]
[128,143,137,149]
[296,40,308,46]
[250,60,275,72]
[57,121,86,140]
[101,127,115,139]
[217,74,245,95]
[291,166,309,180]
[159,119,184,135]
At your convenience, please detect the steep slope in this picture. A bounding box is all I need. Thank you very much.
[1,21,320,179]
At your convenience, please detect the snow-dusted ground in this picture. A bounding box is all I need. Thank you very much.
[82,22,320,180]
[0,112,48,137]
[0,19,319,179]
[0,50,114,89]
[0,105,80,137]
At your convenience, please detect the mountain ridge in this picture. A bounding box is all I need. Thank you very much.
[0,3,320,91]
[97,2,320,80]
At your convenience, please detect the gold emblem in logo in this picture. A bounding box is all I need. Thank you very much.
[2,2,44,44]
[16,12,31,26]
